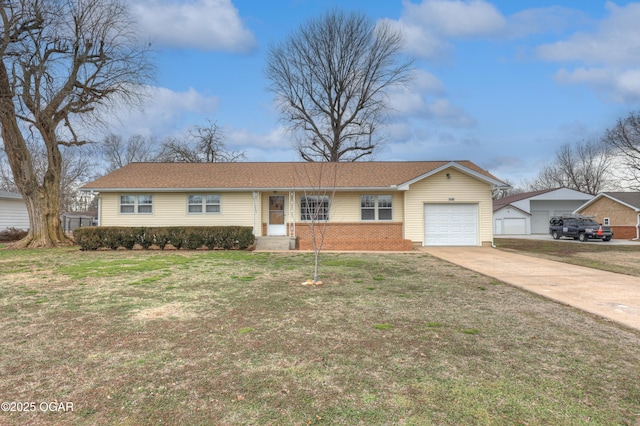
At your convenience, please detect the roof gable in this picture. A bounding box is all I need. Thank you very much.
[82,161,507,192]
[396,161,509,190]
[493,187,593,212]
[578,192,640,212]
[493,189,554,211]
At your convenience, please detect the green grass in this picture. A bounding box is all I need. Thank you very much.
[374,323,393,330]
[0,247,638,425]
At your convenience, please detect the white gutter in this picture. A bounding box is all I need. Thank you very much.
[79,186,401,193]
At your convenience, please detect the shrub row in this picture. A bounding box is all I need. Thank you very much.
[73,226,255,251]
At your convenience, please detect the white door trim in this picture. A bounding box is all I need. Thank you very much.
[267,195,286,236]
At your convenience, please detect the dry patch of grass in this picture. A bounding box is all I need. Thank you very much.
[132,302,195,321]
[495,238,640,276]
[0,248,638,425]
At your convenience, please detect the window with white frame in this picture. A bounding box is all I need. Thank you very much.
[188,194,221,214]
[603,217,610,225]
[360,195,393,221]
[120,195,153,214]
[300,196,329,221]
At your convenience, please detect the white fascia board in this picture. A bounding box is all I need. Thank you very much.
[494,204,531,216]
[529,187,592,201]
[397,161,509,190]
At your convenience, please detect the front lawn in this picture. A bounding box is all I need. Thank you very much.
[495,237,640,277]
[0,248,638,425]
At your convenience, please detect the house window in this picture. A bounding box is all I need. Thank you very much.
[120,195,153,214]
[301,196,329,221]
[120,195,135,214]
[188,194,221,214]
[188,195,203,213]
[361,195,393,221]
[361,195,376,220]
[603,217,610,225]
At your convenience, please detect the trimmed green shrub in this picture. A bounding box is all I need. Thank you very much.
[73,226,255,251]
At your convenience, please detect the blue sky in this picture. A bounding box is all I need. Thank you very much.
[106,0,640,184]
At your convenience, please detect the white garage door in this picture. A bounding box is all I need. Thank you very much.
[504,218,526,235]
[424,204,478,246]
[531,210,550,234]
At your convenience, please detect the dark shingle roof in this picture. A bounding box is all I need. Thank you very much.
[82,161,505,191]
[604,192,640,210]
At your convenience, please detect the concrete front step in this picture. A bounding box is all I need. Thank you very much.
[254,236,296,251]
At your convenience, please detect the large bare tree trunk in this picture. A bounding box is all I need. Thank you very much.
[0,0,151,248]
[0,61,71,248]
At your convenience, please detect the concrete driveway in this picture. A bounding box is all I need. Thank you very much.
[421,246,640,332]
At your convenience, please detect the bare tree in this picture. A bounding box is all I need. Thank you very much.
[157,121,245,163]
[102,134,158,172]
[492,179,522,199]
[295,162,338,283]
[266,9,413,162]
[602,111,640,189]
[528,140,614,194]
[0,0,152,247]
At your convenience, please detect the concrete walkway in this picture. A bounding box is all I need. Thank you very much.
[421,246,640,332]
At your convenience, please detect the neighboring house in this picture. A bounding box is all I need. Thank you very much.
[575,192,640,240]
[81,161,509,250]
[493,188,593,235]
[0,190,29,231]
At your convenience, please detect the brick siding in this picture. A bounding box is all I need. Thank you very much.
[610,226,638,240]
[263,222,414,251]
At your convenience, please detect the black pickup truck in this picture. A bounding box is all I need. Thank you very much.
[549,215,613,242]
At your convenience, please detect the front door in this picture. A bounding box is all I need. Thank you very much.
[268,195,286,236]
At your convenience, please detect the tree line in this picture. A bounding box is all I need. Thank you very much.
[2,0,640,248]
[0,120,244,212]
[497,111,640,198]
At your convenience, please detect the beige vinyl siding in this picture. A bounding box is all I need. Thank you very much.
[100,192,256,227]
[403,169,494,245]
[261,191,404,224]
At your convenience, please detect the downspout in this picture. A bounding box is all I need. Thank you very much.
[633,213,640,241]
[252,191,258,236]
[96,193,101,227]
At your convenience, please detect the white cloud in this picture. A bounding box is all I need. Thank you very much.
[506,6,588,38]
[101,86,220,138]
[226,126,291,151]
[537,2,640,102]
[555,67,640,102]
[131,0,256,52]
[402,0,505,38]
[393,0,505,59]
[392,1,590,61]
[387,69,475,128]
[537,2,640,66]
[427,99,477,128]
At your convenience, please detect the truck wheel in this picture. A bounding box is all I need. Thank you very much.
[552,231,560,240]
[578,233,587,242]
[603,236,611,242]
